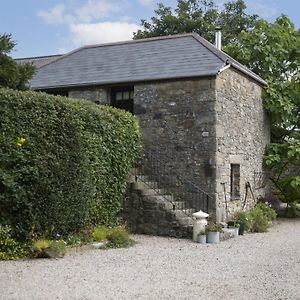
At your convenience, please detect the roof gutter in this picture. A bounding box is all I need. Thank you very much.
[217,63,231,74]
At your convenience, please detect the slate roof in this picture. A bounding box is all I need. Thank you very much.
[15,55,63,68]
[29,33,266,90]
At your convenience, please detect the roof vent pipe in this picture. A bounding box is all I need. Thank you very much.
[215,26,222,50]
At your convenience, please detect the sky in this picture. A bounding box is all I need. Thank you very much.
[1,0,299,58]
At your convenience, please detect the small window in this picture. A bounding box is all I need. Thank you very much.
[111,86,134,114]
[116,92,123,101]
[231,164,240,199]
[123,91,130,100]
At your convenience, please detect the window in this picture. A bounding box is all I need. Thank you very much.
[111,86,134,113]
[230,164,240,199]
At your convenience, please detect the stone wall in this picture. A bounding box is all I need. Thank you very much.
[214,68,270,221]
[134,78,217,214]
[69,87,109,104]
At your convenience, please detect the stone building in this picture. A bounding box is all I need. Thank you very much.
[23,33,270,235]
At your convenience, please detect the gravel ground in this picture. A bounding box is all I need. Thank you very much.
[1,218,300,300]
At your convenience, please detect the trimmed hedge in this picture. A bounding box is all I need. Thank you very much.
[0,88,142,241]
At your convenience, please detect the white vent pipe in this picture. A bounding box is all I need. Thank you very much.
[215,27,222,50]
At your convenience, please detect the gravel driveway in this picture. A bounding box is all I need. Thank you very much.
[1,218,299,300]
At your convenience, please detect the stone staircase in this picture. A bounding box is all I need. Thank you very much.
[123,172,195,238]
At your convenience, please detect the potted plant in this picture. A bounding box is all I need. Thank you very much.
[205,223,223,244]
[197,230,207,244]
[227,222,240,237]
[233,211,249,235]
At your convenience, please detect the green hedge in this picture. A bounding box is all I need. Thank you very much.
[0,88,142,241]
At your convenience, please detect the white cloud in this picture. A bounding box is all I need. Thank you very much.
[37,4,73,25]
[138,0,154,6]
[75,0,120,23]
[70,22,141,46]
[37,1,140,52]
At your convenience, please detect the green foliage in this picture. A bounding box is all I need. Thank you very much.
[0,33,35,90]
[233,211,249,222]
[48,240,66,257]
[66,233,92,247]
[32,239,49,251]
[133,0,258,45]
[0,88,142,241]
[247,203,276,233]
[92,225,109,241]
[205,222,223,233]
[255,203,277,221]
[106,226,134,248]
[32,239,66,258]
[0,225,27,260]
[265,142,300,205]
[248,207,269,233]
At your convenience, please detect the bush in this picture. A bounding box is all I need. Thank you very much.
[0,88,142,241]
[255,202,277,221]
[107,226,133,248]
[32,239,49,252]
[0,225,27,260]
[248,207,270,232]
[247,202,277,233]
[92,225,109,241]
[32,239,66,258]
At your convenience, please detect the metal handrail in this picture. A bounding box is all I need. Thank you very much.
[133,150,212,217]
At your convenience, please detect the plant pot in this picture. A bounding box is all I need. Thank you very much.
[237,221,246,235]
[207,231,220,244]
[228,226,239,237]
[197,234,207,244]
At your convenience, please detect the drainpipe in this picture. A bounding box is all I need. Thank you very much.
[215,26,222,50]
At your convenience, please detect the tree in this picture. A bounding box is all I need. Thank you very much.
[225,16,300,206]
[0,33,35,90]
[133,0,259,45]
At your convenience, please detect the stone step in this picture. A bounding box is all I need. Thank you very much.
[139,188,166,196]
[131,181,159,190]
[135,175,151,182]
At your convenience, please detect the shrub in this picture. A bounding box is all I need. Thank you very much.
[107,226,134,248]
[0,88,142,241]
[255,202,277,221]
[92,225,109,241]
[32,239,49,252]
[32,239,66,258]
[48,240,66,257]
[0,225,27,260]
[248,206,270,233]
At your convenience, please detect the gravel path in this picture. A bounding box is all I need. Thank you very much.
[1,218,300,300]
